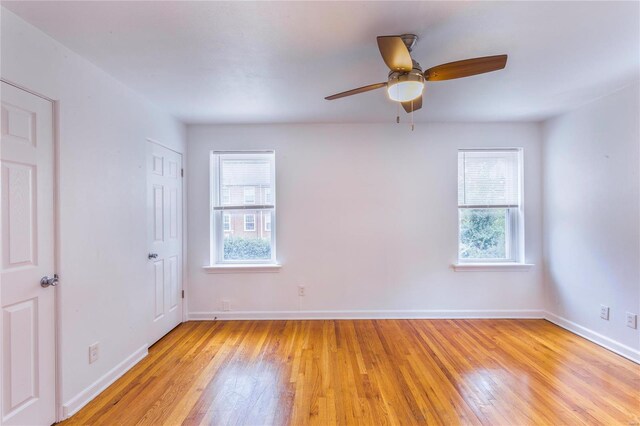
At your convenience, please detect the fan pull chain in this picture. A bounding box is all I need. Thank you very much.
[411,100,415,131]
[396,102,400,124]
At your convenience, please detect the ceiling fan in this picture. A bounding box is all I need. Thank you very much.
[325,34,508,114]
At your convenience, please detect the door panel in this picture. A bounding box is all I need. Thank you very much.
[153,185,164,242]
[169,188,178,239]
[147,142,182,344]
[154,259,164,320]
[1,82,56,425]
[168,256,178,311]
[2,163,37,267]
[4,299,38,411]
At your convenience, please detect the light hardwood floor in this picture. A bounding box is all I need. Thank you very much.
[61,320,640,425]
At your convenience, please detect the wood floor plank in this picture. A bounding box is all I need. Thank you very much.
[59,319,640,426]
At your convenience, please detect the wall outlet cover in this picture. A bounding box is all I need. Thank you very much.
[626,312,637,329]
[222,300,231,311]
[600,305,609,320]
[89,342,99,364]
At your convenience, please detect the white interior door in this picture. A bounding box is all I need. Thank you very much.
[147,141,183,344]
[1,82,56,425]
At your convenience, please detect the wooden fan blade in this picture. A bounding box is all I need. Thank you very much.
[325,82,387,100]
[401,95,422,113]
[425,55,508,81]
[377,36,413,72]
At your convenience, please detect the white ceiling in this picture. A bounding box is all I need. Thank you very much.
[3,1,639,124]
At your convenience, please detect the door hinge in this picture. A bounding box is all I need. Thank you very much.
[181,168,184,177]
[181,290,185,299]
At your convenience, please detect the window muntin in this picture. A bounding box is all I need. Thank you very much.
[211,151,276,264]
[458,149,523,263]
[264,188,272,204]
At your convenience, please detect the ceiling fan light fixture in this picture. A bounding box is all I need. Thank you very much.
[387,70,424,102]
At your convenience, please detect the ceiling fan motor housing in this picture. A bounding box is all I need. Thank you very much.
[388,68,424,87]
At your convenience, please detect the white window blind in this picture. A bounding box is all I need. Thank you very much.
[458,150,520,208]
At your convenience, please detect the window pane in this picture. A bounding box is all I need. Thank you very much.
[222,210,271,261]
[220,157,271,206]
[458,151,519,206]
[459,208,507,259]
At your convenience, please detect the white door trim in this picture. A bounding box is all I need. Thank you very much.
[0,78,61,422]
[146,139,187,324]
[0,79,56,102]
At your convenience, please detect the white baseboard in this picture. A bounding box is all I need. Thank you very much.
[544,311,640,364]
[61,344,148,419]
[188,309,544,321]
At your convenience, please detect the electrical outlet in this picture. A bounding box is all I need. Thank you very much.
[89,342,99,364]
[298,285,305,297]
[626,312,637,329]
[222,300,230,311]
[600,305,610,320]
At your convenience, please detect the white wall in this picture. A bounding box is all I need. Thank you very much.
[1,9,185,414]
[187,123,544,318]
[543,83,640,360]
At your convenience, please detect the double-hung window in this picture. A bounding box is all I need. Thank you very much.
[458,149,523,263]
[211,151,276,264]
[222,188,231,205]
[244,187,256,204]
[244,214,256,231]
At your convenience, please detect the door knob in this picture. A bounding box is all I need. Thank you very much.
[148,253,159,259]
[40,274,59,288]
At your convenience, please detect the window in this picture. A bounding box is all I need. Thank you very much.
[222,188,231,205]
[264,188,272,204]
[244,214,256,231]
[243,187,256,204]
[211,151,276,264]
[458,149,523,263]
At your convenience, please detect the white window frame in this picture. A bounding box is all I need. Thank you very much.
[243,187,256,204]
[264,187,272,204]
[457,148,524,264]
[244,214,256,231]
[210,151,277,265]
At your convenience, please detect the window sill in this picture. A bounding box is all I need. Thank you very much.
[452,263,534,272]
[203,264,282,274]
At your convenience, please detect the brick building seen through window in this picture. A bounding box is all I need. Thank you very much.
[221,185,272,239]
